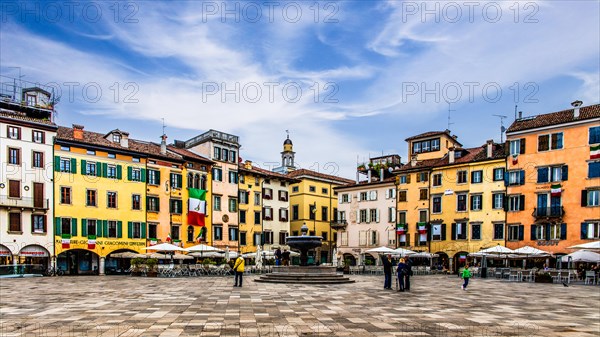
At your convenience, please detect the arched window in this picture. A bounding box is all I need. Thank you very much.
[200,175,207,190]
[187,226,194,242]
[194,174,200,189]
[187,173,193,188]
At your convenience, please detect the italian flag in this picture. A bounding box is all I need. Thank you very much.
[396,224,406,235]
[188,188,207,227]
[551,184,562,197]
[418,223,428,234]
[591,145,600,160]
[62,234,70,249]
[150,238,157,246]
[87,235,96,249]
[196,227,207,243]
[166,233,172,242]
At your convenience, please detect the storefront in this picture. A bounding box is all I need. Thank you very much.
[19,245,50,270]
[0,244,12,265]
[57,249,99,275]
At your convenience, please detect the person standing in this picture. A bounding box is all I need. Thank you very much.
[396,258,408,292]
[404,257,413,291]
[461,264,472,290]
[275,248,282,266]
[233,255,245,287]
[282,249,290,266]
[381,254,392,289]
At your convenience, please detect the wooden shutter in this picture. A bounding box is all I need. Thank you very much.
[117,221,123,238]
[519,195,525,210]
[70,158,77,174]
[441,223,446,241]
[581,223,588,239]
[141,169,147,183]
[128,221,133,238]
[519,138,526,154]
[54,156,61,172]
[519,171,525,185]
[127,167,133,181]
[55,217,61,235]
[116,165,122,179]
[71,218,78,236]
[101,163,108,178]
[562,165,568,181]
[406,174,411,183]
[530,225,537,240]
[518,225,524,241]
[560,223,567,240]
[82,219,87,237]
[102,220,108,238]
[141,222,147,239]
[451,223,457,240]
[81,159,87,175]
[581,190,588,207]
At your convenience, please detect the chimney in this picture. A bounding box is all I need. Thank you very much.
[120,131,129,148]
[410,154,418,167]
[449,147,455,164]
[72,124,84,140]
[356,171,360,184]
[571,100,583,118]
[160,134,167,155]
[244,160,252,170]
[518,111,523,119]
[486,139,494,158]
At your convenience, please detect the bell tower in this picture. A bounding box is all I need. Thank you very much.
[274,130,296,173]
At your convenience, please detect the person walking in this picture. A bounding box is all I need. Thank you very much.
[233,255,245,287]
[461,264,472,290]
[396,258,408,292]
[404,256,413,291]
[381,254,392,290]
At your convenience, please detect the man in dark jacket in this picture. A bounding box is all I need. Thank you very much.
[382,254,392,289]
[404,257,413,291]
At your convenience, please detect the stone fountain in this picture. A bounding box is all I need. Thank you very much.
[255,224,353,284]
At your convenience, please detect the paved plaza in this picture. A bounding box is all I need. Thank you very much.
[1,274,599,336]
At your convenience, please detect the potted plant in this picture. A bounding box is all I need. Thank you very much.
[145,258,158,277]
[130,258,143,277]
[534,272,553,283]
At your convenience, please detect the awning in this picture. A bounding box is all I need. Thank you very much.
[19,245,49,257]
[0,244,11,256]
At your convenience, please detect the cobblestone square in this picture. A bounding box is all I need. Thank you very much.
[1,275,599,336]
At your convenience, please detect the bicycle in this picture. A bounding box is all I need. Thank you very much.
[44,267,64,276]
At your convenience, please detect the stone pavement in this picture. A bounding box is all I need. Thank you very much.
[0,274,599,336]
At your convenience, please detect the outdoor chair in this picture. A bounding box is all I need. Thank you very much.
[522,270,535,282]
[495,268,503,278]
[585,271,597,285]
[508,269,520,282]
[549,270,561,283]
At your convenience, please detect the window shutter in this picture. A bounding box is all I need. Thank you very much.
[70,158,77,174]
[519,170,525,185]
[471,171,475,182]
[504,172,509,186]
[102,220,108,237]
[177,174,182,187]
[503,195,508,211]
[519,195,525,210]
[544,224,550,241]
[55,217,61,235]
[71,218,78,236]
[426,224,432,241]
[562,165,568,181]
[417,174,421,182]
[100,163,106,178]
[537,168,547,183]
[141,169,147,183]
[560,223,567,240]
[82,219,87,237]
[530,225,537,240]
[356,210,360,224]
[117,221,123,238]
[127,167,132,181]
[581,190,588,207]
[141,222,147,239]
[128,221,133,238]
[581,223,588,239]
[441,223,446,241]
[518,225,524,241]
[338,194,342,203]
[385,189,389,199]
[451,223,457,240]
[407,174,411,183]
[81,159,87,175]
[156,170,161,183]
[356,192,361,201]
[54,156,61,172]
[376,209,380,223]
[520,138,526,154]
[470,195,474,211]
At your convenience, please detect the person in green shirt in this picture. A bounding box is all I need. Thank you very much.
[461,264,472,290]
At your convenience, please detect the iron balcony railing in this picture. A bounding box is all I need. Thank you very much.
[330,220,348,230]
[0,196,49,209]
[533,206,565,218]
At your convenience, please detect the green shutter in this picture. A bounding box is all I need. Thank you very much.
[71,218,78,236]
[54,156,61,172]
[82,219,87,237]
[70,158,77,174]
[81,159,87,175]
[127,167,132,181]
[141,169,147,183]
[102,220,108,237]
[55,217,61,235]
[117,221,123,238]
[156,170,161,184]
[117,165,122,180]
[128,221,133,238]
[141,222,147,239]
[101,163,107,178]
[177,174,182,188]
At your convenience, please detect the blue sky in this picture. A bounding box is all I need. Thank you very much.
[1,0,599,178]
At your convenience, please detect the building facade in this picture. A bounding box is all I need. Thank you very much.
[505,102,600,255]
[0,92,57,269]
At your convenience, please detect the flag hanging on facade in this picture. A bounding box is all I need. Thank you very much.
[591,145,600,160]
[512,154,518,165]
[150,238,157,245]
[196,227,207,243]
[551,184,562,197]
[418,223,427,234]
[166,233,172,242]
[87,235,96,249]
[62,234,70,249]
[188,188,207,226]
[396,224,406,235]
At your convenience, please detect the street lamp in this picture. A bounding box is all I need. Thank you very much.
[312,201,317,233]
[394,176,400,249]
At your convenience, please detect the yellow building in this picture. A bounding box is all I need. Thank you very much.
[287,169,354,264]
[54,125,147,275]
[429,141,506,272]
[395,131,461,250]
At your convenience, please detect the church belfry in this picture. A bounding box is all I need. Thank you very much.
[274,131,296,174]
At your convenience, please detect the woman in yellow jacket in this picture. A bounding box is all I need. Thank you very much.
[233,256,245,287]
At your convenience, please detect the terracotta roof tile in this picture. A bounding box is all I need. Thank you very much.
[507,104,600,133]
[286,168,354,185]
[167,146,213,164]
[335,176,396,189]
[238,164,298,182]
[0,109,56,127]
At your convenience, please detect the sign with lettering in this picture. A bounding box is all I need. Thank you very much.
[444,189,454,195]
[536,240,559,246]
[0,250,11,256]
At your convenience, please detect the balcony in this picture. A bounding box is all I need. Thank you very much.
[0,196,49,210]
[533,206,565,220]
[330,220,347,230]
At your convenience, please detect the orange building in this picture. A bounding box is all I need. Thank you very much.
[505,101,600,256]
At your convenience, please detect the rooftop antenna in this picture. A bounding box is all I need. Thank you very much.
[285,129,289,139]
[161,118,166,135]
[493,114,508,142]
[514,105,518,121]
[447,101,455,131]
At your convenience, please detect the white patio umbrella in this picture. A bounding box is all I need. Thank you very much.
[410,252,439,258]
[147,253,193,260]
[224,247,230,261]
[478,245,515,254]
[366,246,397,254]
[332,248,338,267]
[393,248,417,257]
[560,250,600,263]
[568,241,600,250]
[142,243,188,252]
[513,246,551,256]
[255,245,263,269]
[186,244,223,253]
